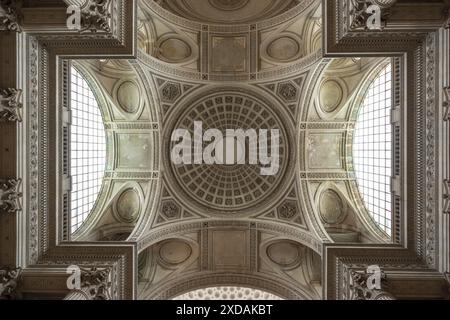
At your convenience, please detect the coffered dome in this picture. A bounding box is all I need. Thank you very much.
[155,0,300,24]
[164,88,293,216]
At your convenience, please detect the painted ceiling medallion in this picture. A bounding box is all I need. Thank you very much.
[208,0,249,11]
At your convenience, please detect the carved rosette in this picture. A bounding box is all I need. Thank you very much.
[65,267,112,300]
[0,179,22,213]
[0,0,22,32]
[0,267,22,300]
[80,0,112,33]
[0,88,22,122]
[349,269,395,300]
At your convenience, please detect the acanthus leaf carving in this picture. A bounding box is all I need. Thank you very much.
[80,0,112,34]
[0,267,22,300]
[349,268,395,300]
[0,88,22,122]
[0,178,22,213]
[0,0,22,32]
[78,267,112,300]
[346,0,396,32]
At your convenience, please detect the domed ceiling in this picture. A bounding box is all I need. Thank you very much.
[67,0,395,300]
[155,0,300,24]
[164,88,294,216]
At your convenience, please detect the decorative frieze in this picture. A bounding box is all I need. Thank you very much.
[0,0,22,32]
[0,179,22,213]
[349,267,395,300]
[0,88,22,122]
[0,267,21,300]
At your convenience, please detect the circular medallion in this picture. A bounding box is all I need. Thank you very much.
[319,189,346,224]
[159,240,192,265]
[267,37,300,62]
[319,80,343,113]
[266,241,302,268]
[117,81,140,113]
[158,38,192,63]
[116,189,140,223]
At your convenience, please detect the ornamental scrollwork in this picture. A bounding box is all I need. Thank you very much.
[0,88,22,122]
[0,179,22,213]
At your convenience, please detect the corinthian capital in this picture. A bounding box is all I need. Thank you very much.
[65,266,112,300]
[0,88,22,122]
[348,0,397,31]
[80,0,111,33]
[0,0,22,32]
[0,267,22,300]
[349,266,395,300]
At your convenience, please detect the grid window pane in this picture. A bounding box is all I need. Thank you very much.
[70,66,106,233]
[353,64,392,235]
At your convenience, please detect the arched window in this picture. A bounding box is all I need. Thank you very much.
[353,63,392,236]
[70,66,107,233]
